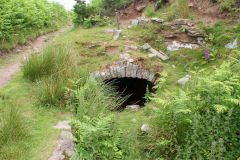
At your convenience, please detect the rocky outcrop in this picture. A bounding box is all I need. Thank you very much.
[91,62,158,84]
[129,18,206,51]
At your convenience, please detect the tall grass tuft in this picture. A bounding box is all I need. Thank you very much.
[23,46,76,82]
[0,105,29,159]
[23,45,81,107]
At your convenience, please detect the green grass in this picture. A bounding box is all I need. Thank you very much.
[0,73,71,160]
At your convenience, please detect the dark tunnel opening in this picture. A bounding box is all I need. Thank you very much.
[104,78,155,110]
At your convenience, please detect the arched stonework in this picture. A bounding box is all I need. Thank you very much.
[91,62,158,84]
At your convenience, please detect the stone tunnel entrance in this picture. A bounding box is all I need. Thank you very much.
[104,77,155,109]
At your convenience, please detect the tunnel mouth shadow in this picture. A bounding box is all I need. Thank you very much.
[104,77,155,111]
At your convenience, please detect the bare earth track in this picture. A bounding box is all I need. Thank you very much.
[0,25,72,88]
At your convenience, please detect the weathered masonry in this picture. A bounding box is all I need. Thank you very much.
[91,61,158,84]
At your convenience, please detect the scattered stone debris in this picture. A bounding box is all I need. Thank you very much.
[142,43,151,50]
[177,75,191,85]
[225,38,238,49]
[141,124,150,132]
[167,41,200,51]
[151,18,164,23]
[48,131,75,160]
[126,105,140,111]
[142,43,169,60]
[113,30,122,40]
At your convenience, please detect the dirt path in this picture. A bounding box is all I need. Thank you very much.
[0,25,72,88]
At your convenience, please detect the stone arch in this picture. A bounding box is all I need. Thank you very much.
[91,61,158,84]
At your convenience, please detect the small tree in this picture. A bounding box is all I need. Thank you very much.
[73,0,89,25]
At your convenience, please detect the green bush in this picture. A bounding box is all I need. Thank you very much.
[0,0,70,50]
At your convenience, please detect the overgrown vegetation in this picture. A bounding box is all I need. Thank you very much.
[0,0,70,51]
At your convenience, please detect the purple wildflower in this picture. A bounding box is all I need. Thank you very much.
[205,46,210,59]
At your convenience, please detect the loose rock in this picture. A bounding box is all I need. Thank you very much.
[149,48,169,60]
[177,75,191,85]
[113,30,122,40]
[141,124,150,132]
[142,43,151,50]
[151,18,164,23]
[225,38,238,49]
